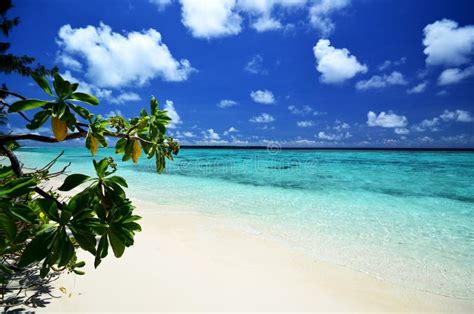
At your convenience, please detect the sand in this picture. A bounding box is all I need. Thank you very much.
[34,196,473,313]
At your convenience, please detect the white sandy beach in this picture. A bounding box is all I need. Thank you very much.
[36,195,473,313]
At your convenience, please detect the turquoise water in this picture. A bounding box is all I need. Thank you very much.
[8,147,474,298]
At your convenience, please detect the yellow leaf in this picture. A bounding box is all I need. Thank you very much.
[90,136,99,156]
[59,287,67,294]
[131,140,142,164]
[51,117,68,141]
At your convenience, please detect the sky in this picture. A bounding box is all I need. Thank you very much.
[2,0,474,148]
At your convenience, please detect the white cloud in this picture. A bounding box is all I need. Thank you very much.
[217,99,238,108]
[250,89,275,104]
[367,111,408,128]
[202,128,221,141]
[106,110,124,119]
[182,131,195,137]
[252,16,282,32]
[394,128,410,135]
[423,19,474,66]
[377,57,406,71]
[57,23,194,88]
[296,120,314,128]
[159,1,348,39]
[309,0,350,36]
[333,120,350,131]
[288,105,313,116]
[223,126,238,135]
[356,71,407,90]
[413,118,440,132]
[317,131,351,141]
[56,54,82,71]
[437,66,474,85]
[244,54,267,75]
[407,82,428,94]
[179,0,242,38]
[440,109,473,122]
[163,100,182,128]
[61,70,112,100]
[149,0,173,11]
[249,113,275,123]
[313,39,367,84]
[109,92,142,105]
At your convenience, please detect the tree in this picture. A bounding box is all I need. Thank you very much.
[0,73,179,309]
[0,0,56,77]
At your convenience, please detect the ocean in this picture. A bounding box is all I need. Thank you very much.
[10,147,474,298]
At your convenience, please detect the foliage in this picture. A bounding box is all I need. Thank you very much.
[0,0,57,78]
[0,73,179,308]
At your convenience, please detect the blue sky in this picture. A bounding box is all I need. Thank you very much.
[2,0,474,147]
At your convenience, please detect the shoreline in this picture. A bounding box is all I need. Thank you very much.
[38,196,473,312]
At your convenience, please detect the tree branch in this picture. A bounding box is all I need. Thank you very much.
[0,144,64,209]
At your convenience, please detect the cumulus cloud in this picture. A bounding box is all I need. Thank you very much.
[333,120,350,131]
[217,99,238,108]
[313,39,367,84]
[377,57,406,71]
[440,109,473,122]
[156,1,349,39]
[249,113,275,123]
[288,105,313,116]
[244,54,267,75]
[367,111,408,128]
[356,71,407,90]
[202,129,221,141]
[56,55,82,71]
[412,118,440,132]
[223,126,238,135]
[437,66,474,85]
[252,16,282,32]
[149,0,173,11]
[297,120,314,128]
[423,19,474,66]
[407,82,428,94]
[109,92,141,105]
[57,23,194,88]
[250,89,275,104]
[163,100,182,128]
[180,0,242,38]
[309,0,350,36]
[394,128,410,135]
[61,70,112,100]
[317,131,351,141]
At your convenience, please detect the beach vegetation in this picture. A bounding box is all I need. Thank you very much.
[0,72,179,308]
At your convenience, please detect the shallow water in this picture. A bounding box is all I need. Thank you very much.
[10,147,474,298]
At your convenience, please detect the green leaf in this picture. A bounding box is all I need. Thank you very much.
[0,166,14,179]
[108,227,125,258]
[8,99,49,112]
[10,204,37,223]
[35,198,60,222]
[71,92,99,106]
[57,230,75,267]
[107,176,128,188]
[0,177,37,198]
[26,110,51,130]
[31,73,53,96]
[93,159,109,178]
[58,174,91,191]
[69,103,91,120]
[70,228,97,255]
[53,73,66,97]
[0,212,16,240]
[115,138,127,154]
[17,228,55,268]
[94,234,109,268]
